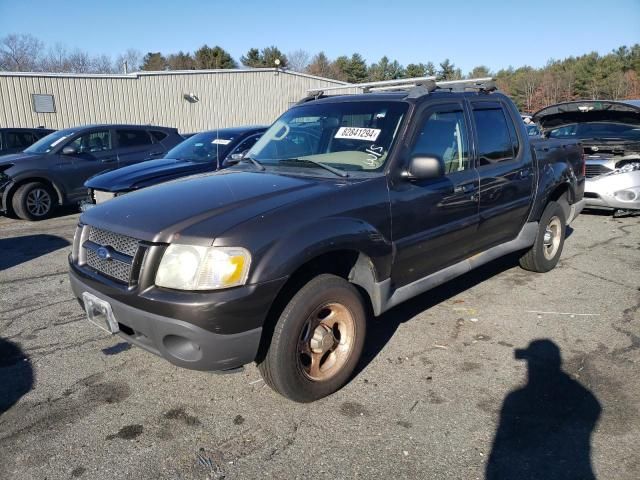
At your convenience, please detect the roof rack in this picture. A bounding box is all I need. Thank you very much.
[307,76,437,95]
[305,76,497,101]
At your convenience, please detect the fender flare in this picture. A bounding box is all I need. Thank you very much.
[249,216,393,288]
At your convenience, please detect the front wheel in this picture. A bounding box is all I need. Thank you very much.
[12,182,56,221]
[258,274,367,402]
[519,201,566,272]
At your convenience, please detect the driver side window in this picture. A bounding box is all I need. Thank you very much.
[68,131,112,155]
[411,107,470,174]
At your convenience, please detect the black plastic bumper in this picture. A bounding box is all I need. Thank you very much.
[69,267,285,371]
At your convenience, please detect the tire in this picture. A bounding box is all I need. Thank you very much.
[12,182,56,221]
[258,274,367,402]
[519,201,566,273]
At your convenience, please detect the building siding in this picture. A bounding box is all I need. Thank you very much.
[0,69,358,132]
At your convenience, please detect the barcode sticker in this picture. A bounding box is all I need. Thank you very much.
[334,127,381,142]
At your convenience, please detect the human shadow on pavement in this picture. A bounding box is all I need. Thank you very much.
[0,337,33,415]
[0,234,70,271]
[486,339,601,480]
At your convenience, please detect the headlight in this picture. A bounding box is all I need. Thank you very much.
[155,245,251,290]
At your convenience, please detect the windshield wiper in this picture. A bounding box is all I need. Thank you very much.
[241,156,265,171]
[280,158,349,178]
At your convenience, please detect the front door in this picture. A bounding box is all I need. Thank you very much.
[390,101,480,287]
[56,129,116,202]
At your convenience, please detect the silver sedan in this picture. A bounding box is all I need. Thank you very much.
[584,161,640,212]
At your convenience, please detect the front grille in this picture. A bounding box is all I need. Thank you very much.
[585,164,613,178]
[88,227,138,257]
[86,249,132,283]
[83,226,140,284]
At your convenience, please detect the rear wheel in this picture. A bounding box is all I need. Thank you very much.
[12,182,56,221]
[519,201,566,272]
[258,274,366,402]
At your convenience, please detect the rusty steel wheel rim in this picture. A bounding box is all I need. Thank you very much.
[297,302,356,381]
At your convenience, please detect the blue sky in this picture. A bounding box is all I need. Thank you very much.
[1,0,638,73]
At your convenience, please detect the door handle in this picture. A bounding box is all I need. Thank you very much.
[148,151,163,157]
[101,157,117,163]
[518,169,531,179]
[454,183,477,194]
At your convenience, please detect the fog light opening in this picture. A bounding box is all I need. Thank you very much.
[614,189,637,202]
[163,335,202,362]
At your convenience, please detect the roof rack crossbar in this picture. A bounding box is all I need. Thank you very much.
[436,77,496,91]
[307,76,437,94]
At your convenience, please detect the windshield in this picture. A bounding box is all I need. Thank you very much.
[24,129,77,154]
[247,101,408,173]
[547,122,640,141]
[165,131,235,163]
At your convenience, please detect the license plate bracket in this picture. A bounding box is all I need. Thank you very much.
[83,292,119,334]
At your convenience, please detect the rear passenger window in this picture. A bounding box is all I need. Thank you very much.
[117,129,152,147]
[6,131,36,149]
[472,106,514,165]
[150,130,168,142]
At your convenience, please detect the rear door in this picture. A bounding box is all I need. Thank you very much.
[114,129,159,166]
[470,100,534,249]
[390,101,480,286]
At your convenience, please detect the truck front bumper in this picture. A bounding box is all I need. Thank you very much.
[69,267,278,372]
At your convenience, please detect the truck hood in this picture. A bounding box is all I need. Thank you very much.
[85,158,212,192]
[80,169,349,244]
[533,100,640,130]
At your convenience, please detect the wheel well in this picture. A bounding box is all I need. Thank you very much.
[548,183,570,219]
[7,178,63,212]
[255,249,375,363]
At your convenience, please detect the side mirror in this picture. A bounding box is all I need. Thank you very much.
[225,151,246,165]
[62,145,77,156]
[405,155,444,180]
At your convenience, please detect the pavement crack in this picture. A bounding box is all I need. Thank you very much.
[561,264,636,290]
[0,270,67,286]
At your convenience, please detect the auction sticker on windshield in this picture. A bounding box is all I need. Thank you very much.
[212,138,232,145]
[335,127,381,142]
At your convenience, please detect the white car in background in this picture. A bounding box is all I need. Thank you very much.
[534,100,640,216]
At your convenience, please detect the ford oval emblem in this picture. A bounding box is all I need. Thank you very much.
[97,246,111,260]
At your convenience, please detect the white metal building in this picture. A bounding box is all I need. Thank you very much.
[0,68,353,133]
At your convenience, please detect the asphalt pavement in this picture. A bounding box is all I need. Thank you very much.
[1,209,638,479]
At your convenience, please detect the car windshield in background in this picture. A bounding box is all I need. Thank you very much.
[24,129,76,154]
[526,124,541,136]
[247,101,408,173]
[547,122,640,141]
[165,131,234,163]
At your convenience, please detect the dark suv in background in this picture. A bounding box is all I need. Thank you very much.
[0,127,55,155]
[0,124,183,220]
[84,126,266,207]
